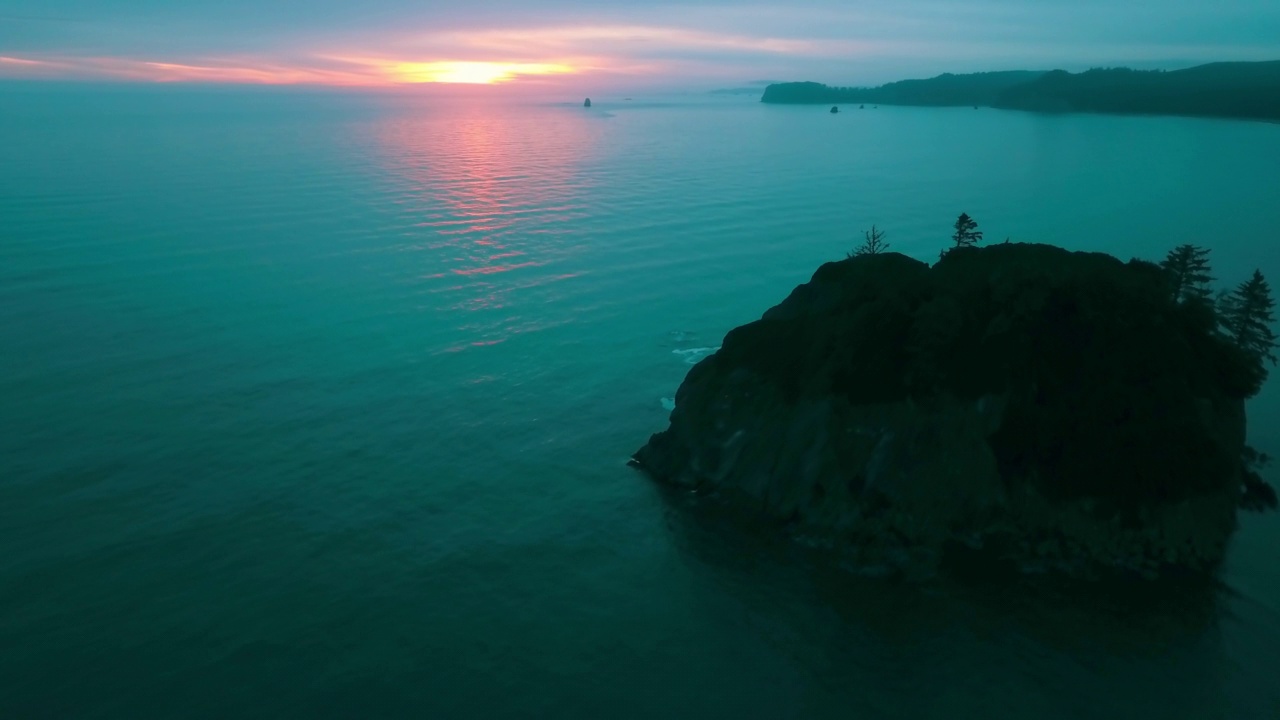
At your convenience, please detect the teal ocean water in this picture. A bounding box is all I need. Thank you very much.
[3,84,1280,718]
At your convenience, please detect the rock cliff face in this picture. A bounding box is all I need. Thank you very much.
[632,244,1257,579]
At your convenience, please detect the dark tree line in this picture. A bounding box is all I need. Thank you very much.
[1159,244,1278,376]
[760,72,1046,107]
[996,63,1280,122]
[842,221,1279,511]
[1159,244,1278,511]
[845,225,1278,382]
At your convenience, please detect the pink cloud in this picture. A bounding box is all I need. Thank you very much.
[0,53,381,85]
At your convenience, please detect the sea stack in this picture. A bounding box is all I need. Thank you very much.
[632,243,1274,581]
[584,98,592,108]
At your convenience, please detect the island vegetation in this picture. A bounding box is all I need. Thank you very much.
[634,212,1278,580]
[761,61,1280,122]
[848,225,888,257]
[761,71,1045,106]
[998,63,1280,120]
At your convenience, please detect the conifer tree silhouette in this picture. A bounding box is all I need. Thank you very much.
[1160,244,1214,303]
[951,213,983,249]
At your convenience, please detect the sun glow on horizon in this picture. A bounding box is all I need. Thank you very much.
[389,60,576,84]
[0,53,585,87]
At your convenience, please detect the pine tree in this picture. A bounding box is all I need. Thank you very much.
[850,225,889,257]
[951,213,983,249]
[1221,269,1278,367]
[1160,244,1214,303]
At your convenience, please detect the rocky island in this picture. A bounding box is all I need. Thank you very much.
[632,232,1278,580]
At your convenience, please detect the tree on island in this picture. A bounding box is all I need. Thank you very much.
[951,213,983,249]
[1219,270,1278,370]
[1161,244,1214,303]
[850,225,889,257]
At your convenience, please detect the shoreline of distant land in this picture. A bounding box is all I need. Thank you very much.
[760,61,1280,123]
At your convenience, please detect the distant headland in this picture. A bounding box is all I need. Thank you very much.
[761,61,1280,122]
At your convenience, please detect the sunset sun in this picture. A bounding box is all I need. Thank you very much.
[389,60,575,84]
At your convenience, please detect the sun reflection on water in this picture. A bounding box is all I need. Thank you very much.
[372,103,604,352]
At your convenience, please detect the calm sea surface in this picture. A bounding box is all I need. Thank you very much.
[3,85,1280,719]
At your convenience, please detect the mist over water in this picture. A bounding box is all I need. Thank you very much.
[2,86,1280,718]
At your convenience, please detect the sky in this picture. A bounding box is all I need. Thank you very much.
[1,0,1278,91]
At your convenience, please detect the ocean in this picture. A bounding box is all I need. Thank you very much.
[2,84,1280,718]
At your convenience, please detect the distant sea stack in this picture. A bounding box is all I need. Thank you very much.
[632,243,1276,581]
[583,98,592,108]
[759,61,1280,122]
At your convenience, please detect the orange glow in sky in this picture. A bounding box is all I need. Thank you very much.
[0,53,585,87]
[386,61,576,84]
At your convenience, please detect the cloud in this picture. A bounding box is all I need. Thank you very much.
[0,55,49,66]
[0,52,593,87]
[0,54,381,85]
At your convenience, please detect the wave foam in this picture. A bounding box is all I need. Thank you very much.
[672,346,720,364]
